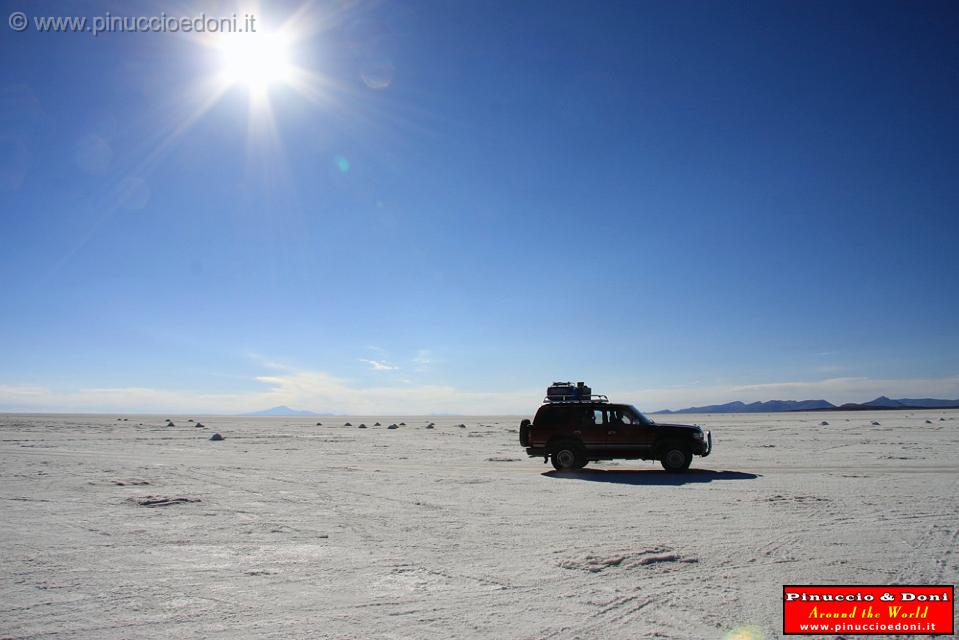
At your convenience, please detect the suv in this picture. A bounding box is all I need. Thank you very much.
[519,395,712,472]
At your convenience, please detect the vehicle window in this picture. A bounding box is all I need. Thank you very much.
[593,409,605,425]
[628,405,653,425]
[575,408,596,427]
[611,408,635,425]
[536,408,558,427]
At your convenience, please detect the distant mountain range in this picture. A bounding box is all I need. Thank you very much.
[852,396,959,409]
[653,396,959,414]
[241,405,333,417]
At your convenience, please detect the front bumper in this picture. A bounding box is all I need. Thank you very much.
[697,430,712,457]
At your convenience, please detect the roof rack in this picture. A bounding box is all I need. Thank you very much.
[544,394,609,404]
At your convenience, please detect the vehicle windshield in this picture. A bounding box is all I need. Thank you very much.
[629,405,654,425]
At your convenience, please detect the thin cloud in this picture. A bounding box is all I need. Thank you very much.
[814,365,844,373]
[412,349,433,372]
[244,352,294,371]
[359,359,399,371]
[0,373,539,414]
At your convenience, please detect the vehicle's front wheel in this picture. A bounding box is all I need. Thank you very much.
[660,443,692,472]
[551,441,584,471]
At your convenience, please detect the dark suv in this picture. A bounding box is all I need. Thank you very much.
[519,397,712,472]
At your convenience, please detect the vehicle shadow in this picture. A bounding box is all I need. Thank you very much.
[542,468,760,485]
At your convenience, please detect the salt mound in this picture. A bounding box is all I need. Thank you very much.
[130,495,200,508]
[209,433,225,441]
[558,547,694,573]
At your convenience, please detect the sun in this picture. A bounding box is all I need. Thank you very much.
[216,32,294,92]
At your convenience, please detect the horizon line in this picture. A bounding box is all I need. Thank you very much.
[3,393,959,417]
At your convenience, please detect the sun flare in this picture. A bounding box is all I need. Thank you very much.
[217,32,294,92]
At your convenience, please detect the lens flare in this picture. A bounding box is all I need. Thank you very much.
[723,625,763,640]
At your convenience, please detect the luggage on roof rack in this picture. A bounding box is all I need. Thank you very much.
[545,381,607,403]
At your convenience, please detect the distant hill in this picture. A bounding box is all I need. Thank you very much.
[895,397,959,408]
[654,396,959,414]
[654,399,835,414]
[242,405,329,417]
[836,397,959,411]
[859,396,905,408]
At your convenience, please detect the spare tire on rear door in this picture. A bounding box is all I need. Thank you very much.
[519,419,531,446]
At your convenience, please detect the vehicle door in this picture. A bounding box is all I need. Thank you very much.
[604,406,656,451]
[569,406,606,449]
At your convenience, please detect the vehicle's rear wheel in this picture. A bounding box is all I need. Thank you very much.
[551,441,584,471]
[660,443,692,472]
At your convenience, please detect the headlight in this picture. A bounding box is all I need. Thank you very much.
[692,428,704,440]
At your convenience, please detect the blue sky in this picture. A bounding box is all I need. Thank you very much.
[1,0,957,413]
